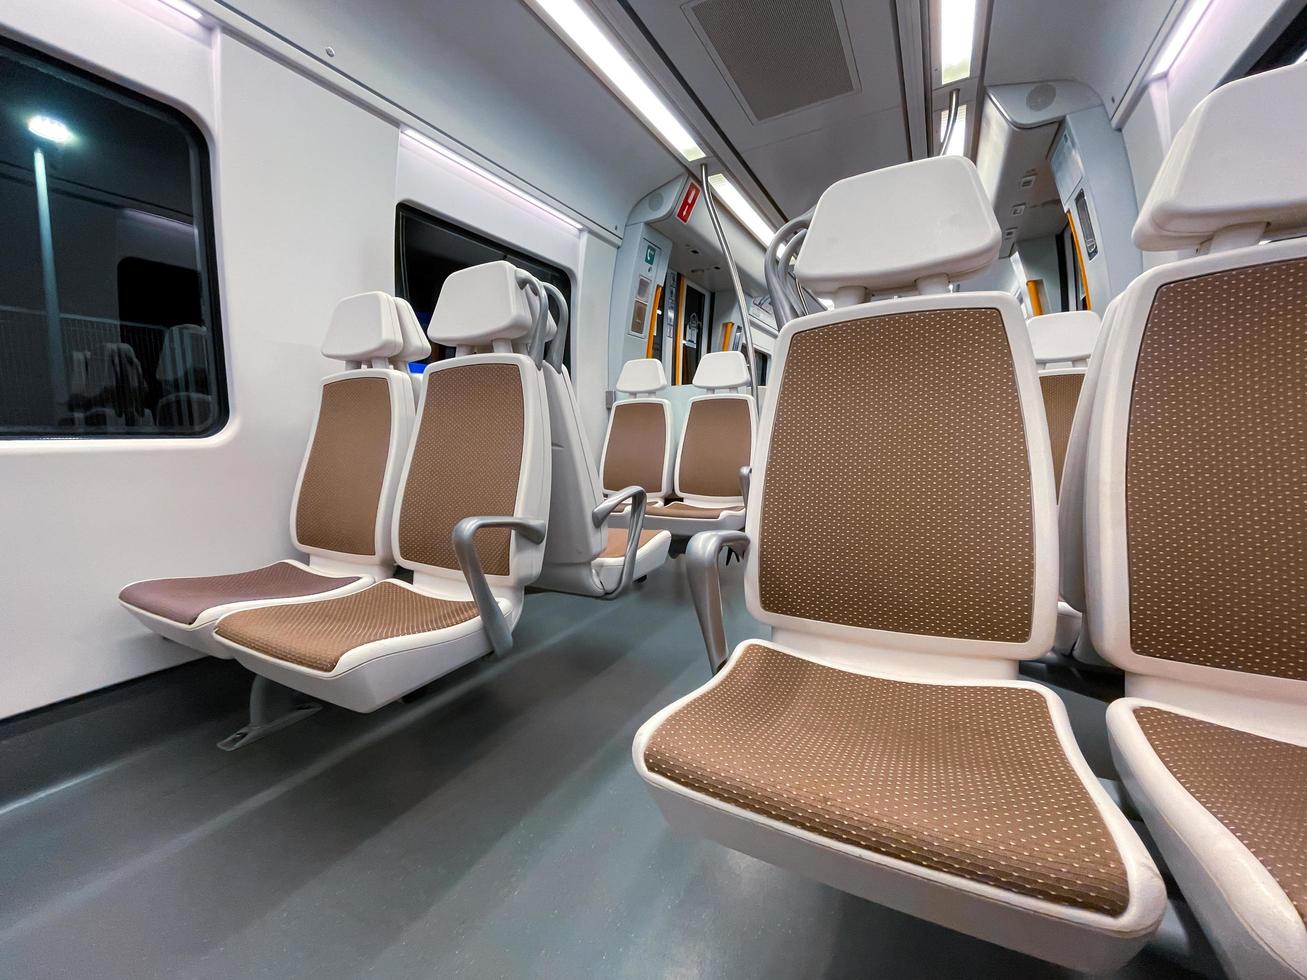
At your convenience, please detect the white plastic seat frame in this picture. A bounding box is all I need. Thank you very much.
[119,292,416,658]
[531,284,671,597]
[1084,62,1307,980]
[640,350,756,537]
[214,263,553,712]
[599,358,674,506]
[637,156,1165,972]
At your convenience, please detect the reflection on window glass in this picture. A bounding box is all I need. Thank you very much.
[938,0,977,85]
[395,204,572,371]
[0,38,224,438]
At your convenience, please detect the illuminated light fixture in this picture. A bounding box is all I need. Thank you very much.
[938,103,969,156]
[157,0,205,19]
[530,0,705,162]
[401,127,583,232]
[1148,0,1214,80]
[28,115,73,145]
[939,0,978,85]
[1295,45,1307,65]
[707,173,775,245]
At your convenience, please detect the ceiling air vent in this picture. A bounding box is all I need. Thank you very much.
[685,0,859,122]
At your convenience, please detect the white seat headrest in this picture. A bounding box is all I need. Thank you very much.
[428,260,534,347]
[1134,62,1307,252]
[155,324,208,382]
[1027,310,1100,364]
[692,350,750,392]
[392,297,432,363]
[322,292,403,363]
[795,156,1000,299]
[616,358,667,395]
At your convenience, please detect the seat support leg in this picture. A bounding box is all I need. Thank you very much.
[217,675,321,751]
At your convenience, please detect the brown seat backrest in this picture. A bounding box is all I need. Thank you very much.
[600,358,673,501]
[291,292,416,577]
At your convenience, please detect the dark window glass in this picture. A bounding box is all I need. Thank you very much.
[395,204,573,371]
[679,281,708,384]
[1244,5,1307,76]
[0,37,224,438]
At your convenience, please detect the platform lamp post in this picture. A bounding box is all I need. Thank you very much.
[28,113,72,418]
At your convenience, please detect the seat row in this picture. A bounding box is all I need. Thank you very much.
[599,352,756,536]
[120,262,670,742]
[632,61,1307,979]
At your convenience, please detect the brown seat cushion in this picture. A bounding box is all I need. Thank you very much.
[598,527,663,559]
[119,561,362,626]
[215,581,478,672]
[645,643,1130,915]
[1133,707,1307,925]
[646,502,742,520]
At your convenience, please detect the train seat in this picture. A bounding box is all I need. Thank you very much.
[213,261,552,712]
[633,155,1165,972]
[533,288,671,597]
[118,292,415,657]
[641,351,755,535]
[391,296,432,401]
[599,358,674,506]
[1084,62,1307,980]
[1026,309,1102,655]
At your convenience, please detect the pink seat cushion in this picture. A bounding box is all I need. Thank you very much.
[119,561,362,626]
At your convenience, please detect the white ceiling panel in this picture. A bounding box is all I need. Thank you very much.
[623,0,910,216]
[985,0,1176,113]
[217,0,686,236]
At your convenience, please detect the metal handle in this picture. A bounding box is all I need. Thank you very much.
[699,165,760,410]
[515,270,548,367]
[592,485,648,598]
[452,515,547,656]
[542,282,570,371]
[938,87,961,156]
[685,529,751,673]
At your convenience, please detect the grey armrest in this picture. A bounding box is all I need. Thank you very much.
[592,485,647,598]
[452,515,547,656]
[739,465,751,503]
[685,529,750,673]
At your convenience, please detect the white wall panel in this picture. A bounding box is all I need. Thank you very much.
[0,2,396,719]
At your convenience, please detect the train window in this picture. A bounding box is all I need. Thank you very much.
[675,278,710,384]
[395,204,573,370]
[0,37,224,439]
[1243,4,1307,76]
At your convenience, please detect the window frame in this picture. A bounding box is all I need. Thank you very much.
[394,202,575,372]
[0,34,227,441]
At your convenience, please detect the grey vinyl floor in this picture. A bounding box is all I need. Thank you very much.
[0,559,1213,979]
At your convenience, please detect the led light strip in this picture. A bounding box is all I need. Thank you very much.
[529,0,704,162]
[401,127,582,232]
[707,174,774,246]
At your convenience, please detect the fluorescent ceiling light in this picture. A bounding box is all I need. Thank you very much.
[1295,45,1307,65]
[401,127,582,232]
[157,0,205,20]
[707,174,774,245]
[939,0,977,85]
[28,115,73,145]
[938,103,968,156]
[1149,0,1213,80]
[531,0,705,162]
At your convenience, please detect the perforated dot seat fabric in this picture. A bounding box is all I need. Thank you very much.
[119,562,363,626]
[1125,257,1307,680]
[215,581,478,672]
[757,308,1034,640]
[644,643,1131,915]
[647,502,740,519]
[598,527,663,559]
[1131,707,1307,926]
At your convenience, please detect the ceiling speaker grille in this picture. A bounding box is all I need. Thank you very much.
[687,0,857,122]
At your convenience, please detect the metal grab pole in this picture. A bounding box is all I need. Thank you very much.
[699,164,760,409]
